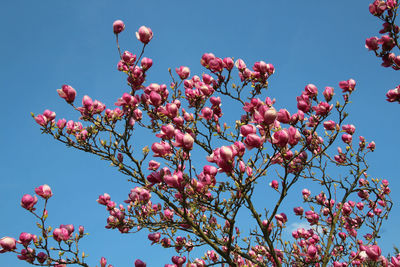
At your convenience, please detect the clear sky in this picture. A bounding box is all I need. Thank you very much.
[1,0,399,266]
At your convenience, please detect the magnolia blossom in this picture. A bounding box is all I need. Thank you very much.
[0,237,16,251]
[35,184,53,199]
[136,26,153,44]
[57,85,76,103]
[113,20,125,34]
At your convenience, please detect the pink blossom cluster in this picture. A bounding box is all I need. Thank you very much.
[0,185,97,266]
[367,0,400,103]
[24,19,397,266]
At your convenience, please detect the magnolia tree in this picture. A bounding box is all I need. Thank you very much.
[1,5,399,267]
[367,0,400,103]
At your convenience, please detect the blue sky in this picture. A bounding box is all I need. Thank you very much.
[1,0,399,266]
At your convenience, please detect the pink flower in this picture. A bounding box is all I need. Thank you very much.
[82,95,93,108]
[147,233,161,244]
[274,213,287,225]
[323,120,336,130]
[0,237,16,251]
[339,79,356,93]
[164,172,184,189]
[391,256,400,266]
[342,134,352,144]
[53,227,70,242]
[293,207,304,216]
[117,153,123,163]
[200,53,215,67]
[378,35,395,51]
[151,141,172,157]
[296,94,311,113]
[270,180,279,190]
[19,232,33,246]
[201,107,213,120]
[272,130,289,148]
[174,132,194,151]
[244,134,264,150]
[277,109,291,123]
[365,245,381,261]
[312,101,333,116]
[302,189,311,199]
[113,20,125,34]
[288,126,300,146]
[21,194,38,211]
[365,37,379,50]
[172,256,186,265]
[141,57,153,70]
[305,210,319,225]
[176,66,190,80]
[262,106,277,125]
[136,26,153,44]
[367,141,376,151]
[35,184,53,199]
[253,61,271,74]
[219,146,234,161]
[97,193,111,205]
[57,119,66,129]
[148,160,160,171]
[307,245,317,258]
[304,84,318,97]
[135,259,146,267]
[79,226,84,235]
[57,85,76,104]
[240,124,257,137]
[156,124,175,139]
[369,1,387,16]
[34,114,47,126]
[342,124,356,135]
[386,85,400,102]
[43,109,56,121]
[37,252,47,263]
[100,257,107,267]
[163,209,174,220]
[223,57,234,70]
[323,86,334,102]
[60,224,74,235]
[122,51,136,65]
[235,59,247,71]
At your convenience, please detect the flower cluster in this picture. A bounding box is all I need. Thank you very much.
[367,0,400,103]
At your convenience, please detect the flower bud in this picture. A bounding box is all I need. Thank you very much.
[0,237,17,251]
[307,245,317,258]
[323,120,336,131]
[269,180,279,190]
[365,37,379,50]
[57,85,77,104]
[79,226,85,235]
[135,259,146,267]
[35,184,53,199]
[100,257,107,267]
[323,86,334,102]
[141,57,153,70]
[136,26,153,44]
[176,66,190,80]
[223,57,234,70]
[113,20,125,34]
[21,194,38,211]
[37,252,47,263]
[19,232,33,246]
[341,134,352,144]
[293,207,304,216]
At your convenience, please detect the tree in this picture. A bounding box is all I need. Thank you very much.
[1,1,399,267]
